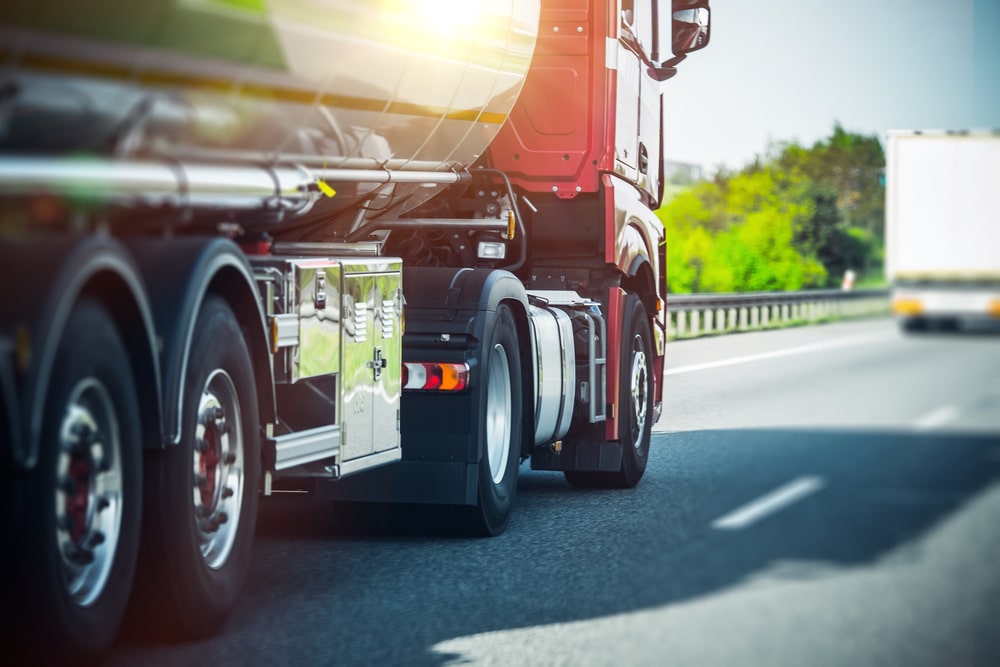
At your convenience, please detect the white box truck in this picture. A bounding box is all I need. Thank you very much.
[885,130,1000,330]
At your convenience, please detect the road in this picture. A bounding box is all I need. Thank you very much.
[107,317,1000,666]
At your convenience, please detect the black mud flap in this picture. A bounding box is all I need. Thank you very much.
[531,427,623,473]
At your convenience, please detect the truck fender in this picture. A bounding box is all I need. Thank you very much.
[616,223,652,281]
[402,266,534,463]
[0,235,160,470]
[402,266,526,312]
[124,238,274,447]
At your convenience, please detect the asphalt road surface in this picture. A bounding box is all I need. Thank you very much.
[107,317,1000,666]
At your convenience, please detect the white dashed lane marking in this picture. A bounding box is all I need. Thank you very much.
[712,476,826,530]
[913,405,960,430]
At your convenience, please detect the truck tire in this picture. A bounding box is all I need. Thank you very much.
[901,317,928,333]
[131,294,260,638]
[463,303,522,536]
[565,293,653,489]
[8,298,142,663]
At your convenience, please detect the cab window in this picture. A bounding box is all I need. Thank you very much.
[621,0,655,61]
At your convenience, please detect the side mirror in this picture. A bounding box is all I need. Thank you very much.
[671,1,710,56]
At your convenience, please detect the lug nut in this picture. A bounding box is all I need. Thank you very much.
[71,422,94,444]
[64,542,95,566]
[83,530,106,549]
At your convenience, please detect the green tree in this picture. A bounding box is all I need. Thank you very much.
[658,165,827,293]
[659,124,886,292]
[774,123,885,281]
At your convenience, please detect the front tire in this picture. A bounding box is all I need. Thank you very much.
[131,295,260,638]
[565,292,653,489]
[463,303,522,536]
[7,298,142,663]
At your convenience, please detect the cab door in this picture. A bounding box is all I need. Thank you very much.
[615,0,663,206]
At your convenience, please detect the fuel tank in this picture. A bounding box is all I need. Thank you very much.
[0,1,539,179]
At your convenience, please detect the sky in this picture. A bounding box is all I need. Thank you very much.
[662,0,1000,173]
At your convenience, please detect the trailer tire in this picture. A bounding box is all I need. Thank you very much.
[463,303,522,536]
[131,295,259,639]
[8,298,142,663]
[565,293,653,489]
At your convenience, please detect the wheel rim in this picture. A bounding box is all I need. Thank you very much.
[192,369,244,570]
[54,379,124,608]
[485,343,512,484]
[628,334,649,450]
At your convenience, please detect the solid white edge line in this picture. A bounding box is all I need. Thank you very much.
[913,405,960,430]
[712,476,826,530]
[664,332,894,376]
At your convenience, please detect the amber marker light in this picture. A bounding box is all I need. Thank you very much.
[439,363,468,390]
[891,298,924,316]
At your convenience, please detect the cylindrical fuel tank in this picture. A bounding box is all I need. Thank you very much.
[0,1,540,173]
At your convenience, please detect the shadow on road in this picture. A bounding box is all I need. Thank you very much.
[109,427,1000,666]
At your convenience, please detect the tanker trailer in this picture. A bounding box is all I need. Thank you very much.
[0,0,710,661]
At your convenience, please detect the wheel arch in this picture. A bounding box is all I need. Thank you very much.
[0,235,161,471]
[622,253,657,314]
[500,295,535,460]
[125,238,274,447]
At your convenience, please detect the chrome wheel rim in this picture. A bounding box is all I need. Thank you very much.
[628,335,649,450]
[55,379,124,608]
[192,369,244,570]
[485,343,512,484]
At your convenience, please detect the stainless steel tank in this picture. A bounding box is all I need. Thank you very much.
[0,1,540,229]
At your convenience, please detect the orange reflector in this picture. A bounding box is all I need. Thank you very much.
[439,364,465,390]
[988,299,1000,317]
[507,210,516,240]
[892,298,924,316]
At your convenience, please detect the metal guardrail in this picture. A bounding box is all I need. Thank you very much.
[666,288,890,339]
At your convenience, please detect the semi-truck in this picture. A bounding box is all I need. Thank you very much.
[886,130,1000,330]
[0,0,710,661]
